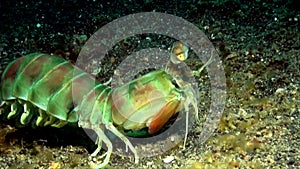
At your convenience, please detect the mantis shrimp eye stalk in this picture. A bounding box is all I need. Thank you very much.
[170,41,189,64]
[166,41,213,148]
[165,41,196,148]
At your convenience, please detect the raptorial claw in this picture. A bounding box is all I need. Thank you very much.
[148,98,181,134]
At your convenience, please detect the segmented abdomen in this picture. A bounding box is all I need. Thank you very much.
[0,53,111,126]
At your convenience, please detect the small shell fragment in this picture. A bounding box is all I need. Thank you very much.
[163,156,175,163]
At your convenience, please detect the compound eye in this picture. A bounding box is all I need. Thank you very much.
[171,41,189,63]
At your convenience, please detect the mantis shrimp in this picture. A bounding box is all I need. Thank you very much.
[0,41,211,168]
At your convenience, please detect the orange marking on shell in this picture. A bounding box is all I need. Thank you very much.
[23,56,49,77]
[132,83,155,107]
[2,57,25,80]
[148,100,181,134]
